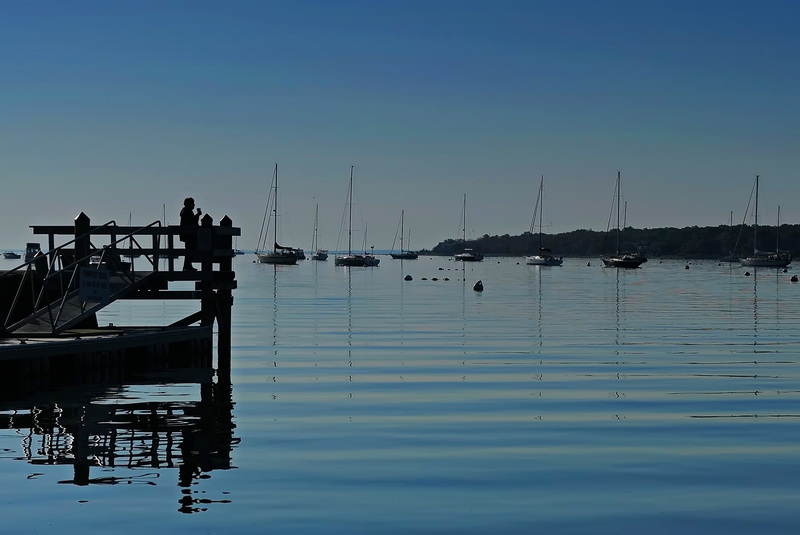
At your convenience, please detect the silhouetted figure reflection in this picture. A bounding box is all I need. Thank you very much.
[179,429,203,487]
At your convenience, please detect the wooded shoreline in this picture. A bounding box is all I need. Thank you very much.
[425,223,800,259]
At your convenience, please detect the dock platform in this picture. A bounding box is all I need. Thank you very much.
[0,212,239,397]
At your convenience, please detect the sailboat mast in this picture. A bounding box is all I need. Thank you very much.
[348,166,354,254]
[754,174,759,254]
[616,171,621,253]
[728,210,734,256]
[400,209,405,253]
[462,194,467,243]
[538,176,544,249]
[273,163,279,252]
[313,203,319,250]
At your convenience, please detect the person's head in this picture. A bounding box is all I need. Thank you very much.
[184,197,195,208]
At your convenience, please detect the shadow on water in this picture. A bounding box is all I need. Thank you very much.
[0,348,238,514]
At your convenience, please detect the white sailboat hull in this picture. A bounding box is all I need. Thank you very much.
[739,253,791,268]
[454,251,483,262]
[526,254,563,266]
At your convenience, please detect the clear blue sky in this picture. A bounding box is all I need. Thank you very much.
[3,0,799,252]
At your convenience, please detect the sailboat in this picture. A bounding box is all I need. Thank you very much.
[525,176,563,266]
[310,204,328,261]
[255,163,298,265]
[719,211,739,263]
[390,210,418,260]
[335,166,367,267]
[362,223,380,266]
[601,171,647,268]
[740,175,791,267]
[453,194,483,262]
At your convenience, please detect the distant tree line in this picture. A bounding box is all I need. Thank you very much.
[424,224,800,259]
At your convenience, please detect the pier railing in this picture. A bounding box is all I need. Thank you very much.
[0,212,239,340]
[2,220,167,335]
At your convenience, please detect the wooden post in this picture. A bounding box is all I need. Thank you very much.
[217,215,234,375]
[75,212,91,267]
[199,215,215,327]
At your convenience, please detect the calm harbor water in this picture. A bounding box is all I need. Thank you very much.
[2,256,800,534]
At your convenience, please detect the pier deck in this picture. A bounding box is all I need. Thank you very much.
[0,211,240,396]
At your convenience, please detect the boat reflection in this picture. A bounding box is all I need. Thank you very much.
[749,268,784,354]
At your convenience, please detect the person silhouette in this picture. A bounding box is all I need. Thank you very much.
[179,197,202,271]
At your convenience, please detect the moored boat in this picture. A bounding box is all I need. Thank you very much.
[454,194,483,262]
[601,171,647,268]
[361,225,380,266]
[525,176,563,266]
[390,210,419,260]
[719,210,740,262]
[739,175,791,268]
[255,163,298,265]
[454,249,483,262]
[310,204,328,261]
[335,166,367,267]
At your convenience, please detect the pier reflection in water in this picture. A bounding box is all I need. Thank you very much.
[0,352,237,514]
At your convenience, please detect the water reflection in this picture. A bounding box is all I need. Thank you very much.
[536,269,543,353]
[752,270,759,351]
[272,265,278,358]
[750,268,784,354]
[604,267,628,352]
[0,354,237,514]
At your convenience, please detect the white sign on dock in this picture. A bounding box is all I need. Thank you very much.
[79,267,111,304]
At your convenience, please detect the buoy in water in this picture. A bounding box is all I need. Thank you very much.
[791,275,798,283]
[473,280,483,292]
[404,275,412,281]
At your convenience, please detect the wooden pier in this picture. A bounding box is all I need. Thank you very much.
[0,212,240,398]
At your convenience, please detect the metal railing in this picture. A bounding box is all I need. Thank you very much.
[1,220,163,334]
